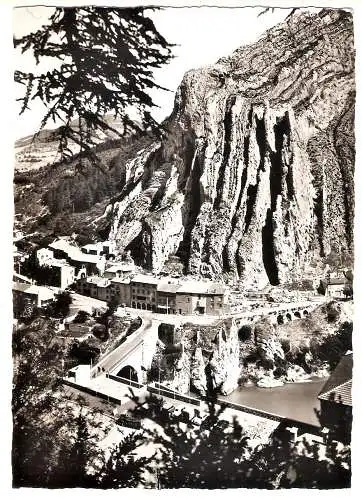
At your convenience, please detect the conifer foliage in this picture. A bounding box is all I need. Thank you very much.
[14,7,174,164]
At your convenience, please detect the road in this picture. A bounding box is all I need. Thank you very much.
[68,292,325,327]
[93,317,157,374]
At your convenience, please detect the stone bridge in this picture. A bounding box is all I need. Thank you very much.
[233,301,318,328]
[91,318,160,384]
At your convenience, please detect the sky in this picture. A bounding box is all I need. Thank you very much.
[12,6,299,138]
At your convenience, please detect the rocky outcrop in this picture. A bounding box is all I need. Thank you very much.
[207,322,240,395]
[104,9,354,287]
[190,346,207,395]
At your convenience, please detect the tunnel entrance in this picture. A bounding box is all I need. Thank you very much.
[117,365,138,382]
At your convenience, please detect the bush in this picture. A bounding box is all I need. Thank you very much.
[324,301,341,323]
[70,341,100,363]
[238,325,253,342]
[280,338,291,353]
[73,310,90,324]
[158,323,175,344]
[91,323,108,340]
[126,317,142,337]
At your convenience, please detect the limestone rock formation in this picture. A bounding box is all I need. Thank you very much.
[254,318,285,367]
[207,321,240,395]
[190,346,207,395]
[104,8,354,287]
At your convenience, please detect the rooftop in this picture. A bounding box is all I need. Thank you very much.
[13,282,55,300]
[328,278,346,286]
[131,274,159,285]
[177,280,226,295]
[157,281,181,294]
[106,263,135,273]
[86,276,110,287]
[49,238,78,254]
[13,272,33,284]
[47,258,72,268]
[68,250,103,264]
[82,243,102,252]
[110,277,131,284]
[319,352,352,406]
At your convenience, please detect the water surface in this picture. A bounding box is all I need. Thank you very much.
[222,378,328,426]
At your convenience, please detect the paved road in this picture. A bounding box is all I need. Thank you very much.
[93,317,157,374]
[117,306,222,326]
[69,292,325,328]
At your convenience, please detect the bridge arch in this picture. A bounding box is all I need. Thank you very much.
[303,310,309,316]
[294,311,301,318]
[277,314,284,325]
[286,313,292,321]
[116,365,138,382]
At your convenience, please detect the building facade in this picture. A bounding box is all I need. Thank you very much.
[157,282,180,314]
[75,273,229,316]
[130,275,158,311]
[175,281,229,315]
[109,277,131,306]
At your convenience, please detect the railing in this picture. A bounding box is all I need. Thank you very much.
[106,372,144,389]
[148,384,201,406]
[216,398,283,422]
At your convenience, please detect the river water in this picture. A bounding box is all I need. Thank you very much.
[222,378,328,426]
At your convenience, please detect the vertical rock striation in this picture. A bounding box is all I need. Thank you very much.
[104,9,355,287]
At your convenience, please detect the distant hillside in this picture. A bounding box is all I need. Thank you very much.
[14,115,133,173]
[13,129,155,246]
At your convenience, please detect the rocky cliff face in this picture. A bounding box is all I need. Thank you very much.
[158,319,240,396]
[104,9,355,287]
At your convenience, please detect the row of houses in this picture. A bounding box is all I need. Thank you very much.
[34,238,134,289]
[75,274,229,316]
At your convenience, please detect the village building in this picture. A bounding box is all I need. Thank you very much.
[47,238,106,277]
[36,247,55,265]
[36,248,75,289]
[175,281,229,315]
[13,282,55,317]
[109,277,131,306]
[81,240,116,257]
[68,251,106,277]
[76,276,111,301]
[318,351,352,444]
[325,278,347,299]
[130,274,159,311]
[48,238,78,260]
[156,281,180,314]
[104,262,135,279]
